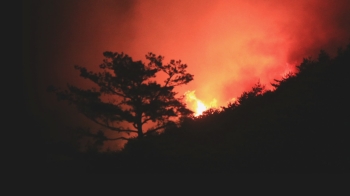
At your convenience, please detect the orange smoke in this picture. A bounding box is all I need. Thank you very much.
[25,0,350,151]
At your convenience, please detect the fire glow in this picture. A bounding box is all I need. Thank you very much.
[184,90,218,116]
[26,0,350,151]
[37,0,350,117]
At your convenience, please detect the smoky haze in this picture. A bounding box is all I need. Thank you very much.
[23,0,350,150]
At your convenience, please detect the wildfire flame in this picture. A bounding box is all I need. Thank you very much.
[184,90,217,116]
[183,64,293,116]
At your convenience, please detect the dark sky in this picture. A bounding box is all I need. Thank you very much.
[23,0,350,150]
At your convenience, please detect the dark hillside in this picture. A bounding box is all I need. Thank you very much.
[118,44,350,173]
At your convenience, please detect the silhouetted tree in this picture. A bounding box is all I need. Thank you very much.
[236,80,266,106]
[48,52,194,142]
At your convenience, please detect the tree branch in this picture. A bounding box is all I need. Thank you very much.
[142,117,153,124]
[105,137,131,141]
[145,124,168,135]
[86,115,138,133]
[105,85,128,98]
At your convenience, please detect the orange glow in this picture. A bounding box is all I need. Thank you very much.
[39,0,350,113]
[28,0,350,151]
[185,90,217,116]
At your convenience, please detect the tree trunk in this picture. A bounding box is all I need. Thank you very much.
[136,113,144,139]
[137,122,144,139]
[135,103,144,139]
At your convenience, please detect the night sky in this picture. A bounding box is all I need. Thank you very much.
[23,0,350,150]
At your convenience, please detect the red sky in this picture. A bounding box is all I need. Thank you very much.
[23,0,350,149]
